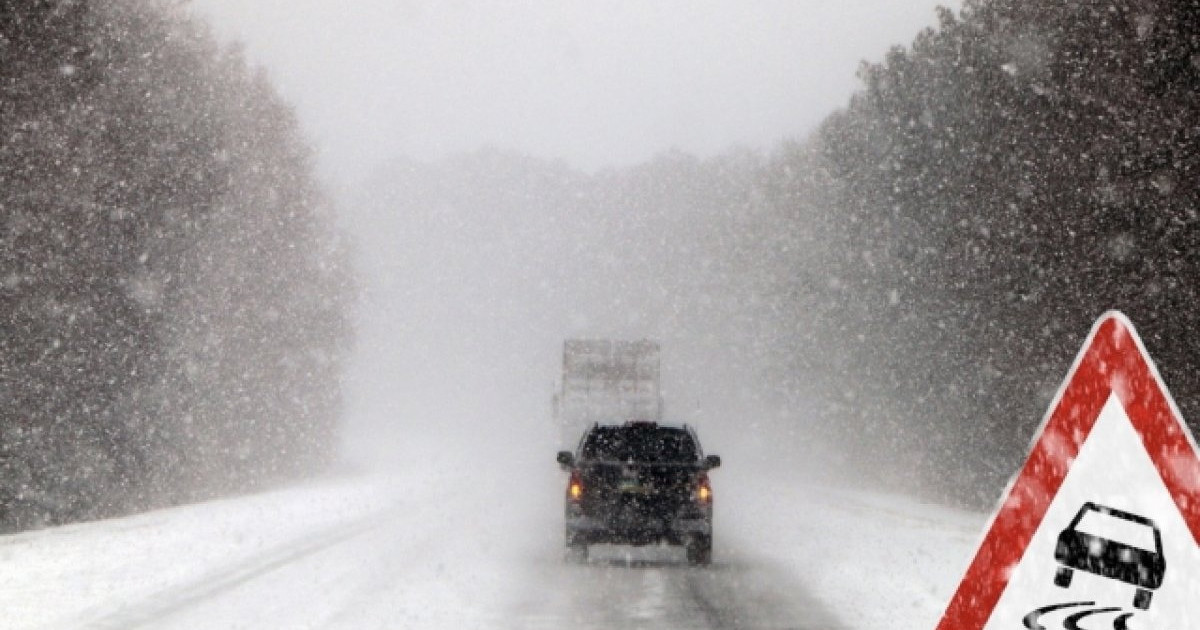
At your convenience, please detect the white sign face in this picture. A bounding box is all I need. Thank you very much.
[936,313,1200,630]
[982,395,1200,629]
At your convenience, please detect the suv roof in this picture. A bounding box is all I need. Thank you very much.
[577,422,702,464]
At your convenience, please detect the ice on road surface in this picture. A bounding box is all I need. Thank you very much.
[0,464,982,629]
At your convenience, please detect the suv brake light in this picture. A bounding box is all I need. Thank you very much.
[696,473,712,504]
[567,470,583,502]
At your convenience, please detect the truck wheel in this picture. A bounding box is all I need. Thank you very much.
[1053,567,1073,588]
[1133,588,1152,610]
[686,535,712,566]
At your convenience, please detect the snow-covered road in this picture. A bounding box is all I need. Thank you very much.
[506,540,843,629]
[0,463,983,629]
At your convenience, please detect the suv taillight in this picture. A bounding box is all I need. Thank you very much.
[695,473,712,504]
[567,470,583,502]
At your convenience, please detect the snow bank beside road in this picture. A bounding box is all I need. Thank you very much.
[0,475,397,630]
[723,475,986,630]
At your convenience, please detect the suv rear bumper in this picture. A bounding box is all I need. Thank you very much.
[566,515,711,545]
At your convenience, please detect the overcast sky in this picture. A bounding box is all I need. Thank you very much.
[187,0,959,182]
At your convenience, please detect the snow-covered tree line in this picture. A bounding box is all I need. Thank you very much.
[798,0,1200,504]
[0,0,352,529]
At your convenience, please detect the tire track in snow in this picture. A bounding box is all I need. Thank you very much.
[510,544,846,629]
[314,499,492,629]
[82,508,397,630]
[679,556,847,630]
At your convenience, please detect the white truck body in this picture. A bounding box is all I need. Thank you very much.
[554,339,663,448]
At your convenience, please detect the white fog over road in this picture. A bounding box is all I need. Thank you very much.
[8,0,1199,628]
[5,1,983,628]
[175,2,967,628]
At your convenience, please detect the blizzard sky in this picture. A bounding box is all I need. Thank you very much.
[182,0,962,470]
[188,0,960,182]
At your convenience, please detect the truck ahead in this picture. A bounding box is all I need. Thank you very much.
[553,339,663,448]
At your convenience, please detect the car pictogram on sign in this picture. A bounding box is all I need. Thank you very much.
[1053,502,1165,610]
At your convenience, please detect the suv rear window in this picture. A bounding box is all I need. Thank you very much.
[580,426,699,463]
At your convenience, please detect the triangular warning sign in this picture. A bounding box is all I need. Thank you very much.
[936,312,1200,629]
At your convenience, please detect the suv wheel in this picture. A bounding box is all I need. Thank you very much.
[565,534,588,563]
[685,535,712,566]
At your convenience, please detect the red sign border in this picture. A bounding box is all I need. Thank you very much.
[936,311,1200,630]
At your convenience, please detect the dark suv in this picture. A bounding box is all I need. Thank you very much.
[556,421,720,565]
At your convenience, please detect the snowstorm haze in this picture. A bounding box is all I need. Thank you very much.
[187,0,957,177]
[182,0,962,481]
[338,152,820,474]
[12,2,1200,627]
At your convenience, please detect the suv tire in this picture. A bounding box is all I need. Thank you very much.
[565,533,588,563]
[686,535,712,566]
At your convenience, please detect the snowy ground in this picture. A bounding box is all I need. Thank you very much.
[0,459,984,629]
[721,472,984,630]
